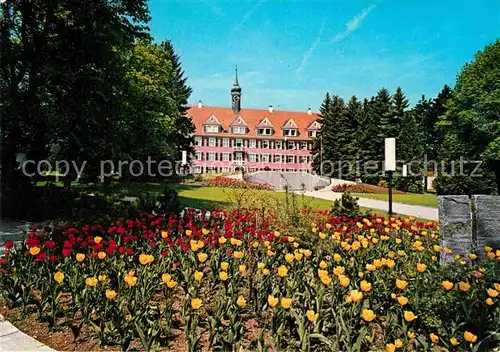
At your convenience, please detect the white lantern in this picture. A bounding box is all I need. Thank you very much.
[384,138,396,172]
[402,164,408,177]
[181,150,187,165]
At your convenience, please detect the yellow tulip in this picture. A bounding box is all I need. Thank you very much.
[362,309,376,322]
[85,277,98,287]
[442,281,454,290]
[487,288,499,298]
[333,253,342,263]
[185,229,192,236]
[319,260,327,269]
[230,238,242,246]
[106,289,117,300]
[218,237,227,244]
[98,251,106,260]
[234,251,244,259]
[219,271,228,281]
[194,271,203,281]
[459,281,470,292]
[166,280,177,288]
[464,331,477,343]
[366,264,376,272]
[94,236,102,244]
[285,253,294,263]
[396,279,408,290]
[397,296,408,306]
[236,295,247,307]
[486,298,494,306]
[161,230,168,238]
[197,252,208,263]
[385,344,395,352]
[191,298,202,310]
[360,280,372,292]
[494,283,500,292]
[430,333,439,344]
[53,271,64,283]
[416,263,426,272]
[162,273,172,284]
[239,264,246,273]
[394,339,403,348]
[257,262,266,270]
[281,297,292,309]
[139,253,154,265]
[76,253,85,262]
[294,252,303,260]
[267,294,279,308]
[450,337,459,346]
[98,274,109,283]
[124,275,137,287]
[320,274,332,285]
[306,309,318,322]
[277,265,288,277]
[202,228,209,235]
[338,275,350,287]
[407,331,416,339]
[404,311,417,322]
[349,290,363,303]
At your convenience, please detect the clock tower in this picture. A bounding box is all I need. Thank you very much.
[231,67,242,114]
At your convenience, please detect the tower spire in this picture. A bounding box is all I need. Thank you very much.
[231,65,242,113]
[234,65,239,87]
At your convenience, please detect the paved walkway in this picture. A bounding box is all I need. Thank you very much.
[0,314,54,351]
[301,189,438,221]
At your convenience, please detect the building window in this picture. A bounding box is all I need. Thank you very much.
[205,125,219,133]
[300,141,308,150]
[222,153,230,161]
[249,154,257,162]
[234,152,243,161]
[196,152,203,160]
[194,166,202,174]
[287,141,296,150]
[232,126,246,134]
[258,128,273,135]
[235,139,243,148]
[262,140,270,149]
[308,130,318,138]
[249,139,256,148]
[299,156,307,164]
[287,155,295,163]
[208,152,216,161]
[194,137,202,146]
[222,167,230,173]
[284,129,298,137]
[262,154,270,162]
[275,141,282,149]
[222,138,230,147]
[208,137,216,147]
[274,155,281,163]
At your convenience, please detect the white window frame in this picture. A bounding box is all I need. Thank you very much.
[308,130,317,138]
[287,141,296,150]
[235,139,243,148]
[300,141,308,150]
[208,152,216,161]
[222,153,230,161]
[194,137,202,146]
[262,154,270,163]
[249,139,256,148]
[284,129,298,137]
[249,154,257,162]
[205,125,219,133]
[275,141,282,149]
[234,152,243,161]
[258,128,272,135]
[274,155,281,163]
[232,126,246,134]
[299,156,307,164]
[208,137,216,147]
[194,166,202,174]
[287,155,295,163]
[196,152,203,161]
[222,138,230,147]
[261,140,270,149]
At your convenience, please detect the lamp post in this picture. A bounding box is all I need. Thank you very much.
[384,138,396,216]
[320,133,323,176]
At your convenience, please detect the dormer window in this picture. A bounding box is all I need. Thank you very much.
[232,126,247,134]
[205,125,220,133]
[308,130,318,138]
[283,129,298,137]
[258,128,273,135]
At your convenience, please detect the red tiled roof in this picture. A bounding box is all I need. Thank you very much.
[187,105,319,140]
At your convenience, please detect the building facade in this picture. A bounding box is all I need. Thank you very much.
[187,69,320,174]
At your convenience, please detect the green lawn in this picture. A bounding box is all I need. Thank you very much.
[352,192,438,208]
[35,181,430,220]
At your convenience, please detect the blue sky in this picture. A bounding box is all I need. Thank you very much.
[149,0,500,112]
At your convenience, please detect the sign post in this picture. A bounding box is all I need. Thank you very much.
[385,138,396,216]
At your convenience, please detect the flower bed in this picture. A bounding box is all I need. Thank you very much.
[201,176,274,190]
[0,209,499,351]
[332,183,406,194]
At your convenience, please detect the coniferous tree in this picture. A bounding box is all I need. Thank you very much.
[341,96,363,179]
[312,93,332,174]
[392,87,409,134]
[373,88,394,159]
